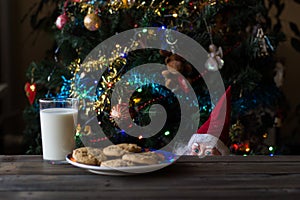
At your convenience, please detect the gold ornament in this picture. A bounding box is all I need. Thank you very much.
[84,13,101,31]
[122,0,135,8]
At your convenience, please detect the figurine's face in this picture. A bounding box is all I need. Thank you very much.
[191,142,221,157]
[208,44,217,53]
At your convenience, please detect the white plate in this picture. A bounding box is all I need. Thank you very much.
[66,151,178,176]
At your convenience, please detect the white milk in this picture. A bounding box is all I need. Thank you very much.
[40,108,78,161]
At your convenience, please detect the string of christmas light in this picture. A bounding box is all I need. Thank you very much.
[57,0,231,32]
[23,0,286,153]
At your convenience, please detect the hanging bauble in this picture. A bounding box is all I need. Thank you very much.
[55,13,68,30]
[256,28,268,57]
[205,44,224,71]
[122,0,135,8]
[253,27,274,57]
[84,13,101,31]
[24,82,37,105]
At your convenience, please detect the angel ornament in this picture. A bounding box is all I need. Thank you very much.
[205,44,224,71]
[256,28,269,57]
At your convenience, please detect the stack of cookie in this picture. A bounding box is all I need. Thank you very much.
[72,143,164,167]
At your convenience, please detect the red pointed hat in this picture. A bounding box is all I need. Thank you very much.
[197,86,231,145]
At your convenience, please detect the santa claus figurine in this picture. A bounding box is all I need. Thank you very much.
[188,86,231,157]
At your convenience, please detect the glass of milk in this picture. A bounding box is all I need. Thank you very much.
[39,98,78,164]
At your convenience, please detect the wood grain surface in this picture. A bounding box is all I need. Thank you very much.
[0,155,300,199]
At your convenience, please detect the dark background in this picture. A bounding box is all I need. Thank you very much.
[0,0,300,154]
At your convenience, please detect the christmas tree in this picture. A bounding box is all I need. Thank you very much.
[23,0,286,155]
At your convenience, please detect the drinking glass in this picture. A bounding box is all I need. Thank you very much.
[39,98,78,164]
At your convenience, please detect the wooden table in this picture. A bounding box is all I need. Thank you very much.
[1,155,300,199]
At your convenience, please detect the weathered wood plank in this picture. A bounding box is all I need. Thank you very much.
[0,172,300,191]
[0,162,89,175]
[1,158,300,175]
[1,162,300,176]
[1,189,300,200]
[0,155,43,162]
[1,155,300,200]
[2,155,300,163]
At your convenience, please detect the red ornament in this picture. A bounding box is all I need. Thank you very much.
[55,13,68,30]
[24,82,37,105]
